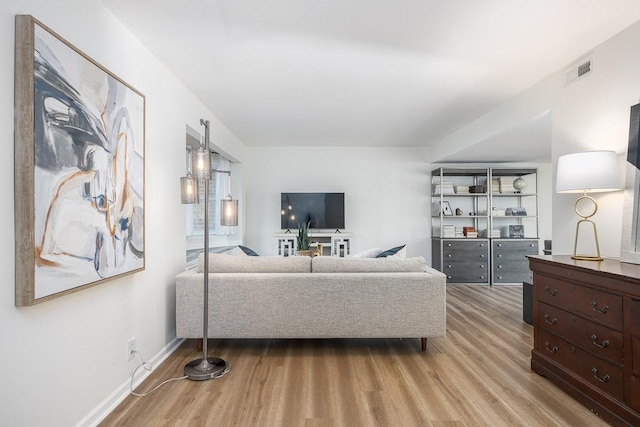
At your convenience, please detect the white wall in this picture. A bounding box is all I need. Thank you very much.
[0,1,245,426]
[244,146,433,258]
[430,20,640,258]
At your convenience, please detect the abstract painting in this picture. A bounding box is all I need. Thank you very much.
[15,15,145,305]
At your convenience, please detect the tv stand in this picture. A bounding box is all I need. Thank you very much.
[274,231,353,257]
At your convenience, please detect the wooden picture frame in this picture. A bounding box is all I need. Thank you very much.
[14,15,145,306]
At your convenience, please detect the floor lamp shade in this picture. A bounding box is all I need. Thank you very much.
[556,150,621,261]
[221,196,238,226]
[192,146,211,180]
[180,175,198,204]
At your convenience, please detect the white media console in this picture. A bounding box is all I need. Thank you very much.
[274,231,354,257]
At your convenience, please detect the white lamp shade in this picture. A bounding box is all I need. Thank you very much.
[556,151,621,193]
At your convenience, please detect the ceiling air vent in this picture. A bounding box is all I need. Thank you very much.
[564,55,593,86]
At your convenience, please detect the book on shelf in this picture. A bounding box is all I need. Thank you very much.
[478,229,501,238]
[455,185,470,194]
[433,181,455,195]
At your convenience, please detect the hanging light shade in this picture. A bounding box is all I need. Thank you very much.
[221,195,238,226]
[180,175,198,204]
[192,146,210,180]
[180,147,198,204]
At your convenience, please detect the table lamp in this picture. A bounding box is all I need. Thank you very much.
[556,151,621,261]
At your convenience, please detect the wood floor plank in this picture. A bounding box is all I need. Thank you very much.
[100,285,609,427]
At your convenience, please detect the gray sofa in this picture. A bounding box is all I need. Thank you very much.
[175,253,447,351]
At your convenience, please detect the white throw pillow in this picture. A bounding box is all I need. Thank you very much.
[349,247,383,258]
[225,246,248,256]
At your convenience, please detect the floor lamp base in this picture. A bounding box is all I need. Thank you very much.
[184,357,229,381]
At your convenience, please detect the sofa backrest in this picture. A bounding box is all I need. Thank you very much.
[311,256,428,273]
[198,253,311,273]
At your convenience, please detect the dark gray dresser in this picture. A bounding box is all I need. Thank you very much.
[432,239,490,283]
[492,239,538,284]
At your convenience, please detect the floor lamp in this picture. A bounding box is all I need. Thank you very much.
[556,151,621,261]
[180,119,238,380]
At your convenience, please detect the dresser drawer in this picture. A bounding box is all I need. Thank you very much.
[536,275,623,329]
[494,262,531,273]
[494,251,534,262]
[537,302,623,365]
[493,240,538,251]
[444,264,488,283]
[536,328,623,400]
[630,375,640,413]
[443,249,488,260]
[442,240,488,251]
[631,298,640,335]
[493,270,533,283]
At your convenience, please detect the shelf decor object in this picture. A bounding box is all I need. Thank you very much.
[14,15,146,306]
[179,119,237,381]
[556,151,621,261]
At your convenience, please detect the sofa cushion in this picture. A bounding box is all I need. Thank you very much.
[198,253,311,273]
[312,256,428,273]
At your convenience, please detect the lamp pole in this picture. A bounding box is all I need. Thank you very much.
[183,119,229,380]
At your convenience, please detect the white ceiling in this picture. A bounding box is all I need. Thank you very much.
[101,0,640,159]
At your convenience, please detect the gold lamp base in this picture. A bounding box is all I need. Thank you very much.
[571,254,603,261]
[572,195,602,262]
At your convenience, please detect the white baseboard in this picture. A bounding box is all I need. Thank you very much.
[75,337,185,427]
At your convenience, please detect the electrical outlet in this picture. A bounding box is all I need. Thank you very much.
[126,337,136,361]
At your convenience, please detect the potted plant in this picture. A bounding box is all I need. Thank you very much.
[295,221,312,256]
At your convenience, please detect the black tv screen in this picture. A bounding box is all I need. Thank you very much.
[281,193,345,230]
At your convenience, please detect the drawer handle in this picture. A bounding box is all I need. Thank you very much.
[543,314,558,325]
[591,301,609,314]
[480,254,485,258]
[497,254,503,258]
[591,367,610,383]
[590,334,610,349]
[544,341,558,354]
[544,287,558,296]
[447,254,452,258]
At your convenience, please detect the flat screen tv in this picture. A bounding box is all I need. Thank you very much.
[281,193,345,230]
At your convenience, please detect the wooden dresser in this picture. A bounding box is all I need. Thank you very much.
[528,256,640,426]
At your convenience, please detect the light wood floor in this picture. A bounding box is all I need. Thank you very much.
[100,285,608,427]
